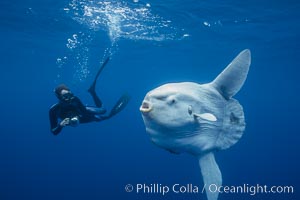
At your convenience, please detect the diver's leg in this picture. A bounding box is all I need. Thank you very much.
[86,106,106,115]
[88,57,110,108]
[93,94,130,121]
[89,89,103,108]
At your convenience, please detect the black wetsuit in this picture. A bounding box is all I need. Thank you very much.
[49,96,106,135]
[49,57,129,135]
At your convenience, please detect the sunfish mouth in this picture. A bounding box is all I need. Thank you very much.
[140,101,152,113]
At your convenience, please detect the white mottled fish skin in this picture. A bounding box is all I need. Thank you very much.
[140,49,251,200]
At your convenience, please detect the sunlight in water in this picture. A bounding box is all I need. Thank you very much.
[56,0,185,83]
[67,0,179,42]
[56,32,92,83]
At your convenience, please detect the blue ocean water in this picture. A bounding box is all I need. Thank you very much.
[0,0,299,199]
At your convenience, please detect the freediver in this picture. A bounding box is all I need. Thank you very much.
[49,57,130,135]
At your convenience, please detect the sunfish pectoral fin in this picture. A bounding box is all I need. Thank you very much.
[188,106,217,122]
[198,152,222,200]
[195,113,217,122]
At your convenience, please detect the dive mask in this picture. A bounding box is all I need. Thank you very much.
[61,92,74,102]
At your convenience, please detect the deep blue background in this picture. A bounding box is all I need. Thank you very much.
[0,0,299,199]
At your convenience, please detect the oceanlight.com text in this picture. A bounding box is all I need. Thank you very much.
[207,183,294,196]
[124,183,294,196]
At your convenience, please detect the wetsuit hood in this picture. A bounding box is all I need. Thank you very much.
[54,84,73,101]
[55,84,70,94]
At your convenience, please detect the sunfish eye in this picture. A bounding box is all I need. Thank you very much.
[188,105,192,115]
[167,98,176,105]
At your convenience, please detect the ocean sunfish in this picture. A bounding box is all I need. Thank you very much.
[140,49,251,200]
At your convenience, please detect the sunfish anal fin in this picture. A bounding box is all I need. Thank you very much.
[198,152,222,200]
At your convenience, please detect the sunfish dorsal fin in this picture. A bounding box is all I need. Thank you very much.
[199,152,222,200]
[211,49,251,99]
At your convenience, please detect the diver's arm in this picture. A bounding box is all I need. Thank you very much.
[49,104,63,135]
[51,125,63,135]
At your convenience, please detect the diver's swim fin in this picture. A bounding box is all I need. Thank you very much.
[88,57,110,94]
[108,94,130,118]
